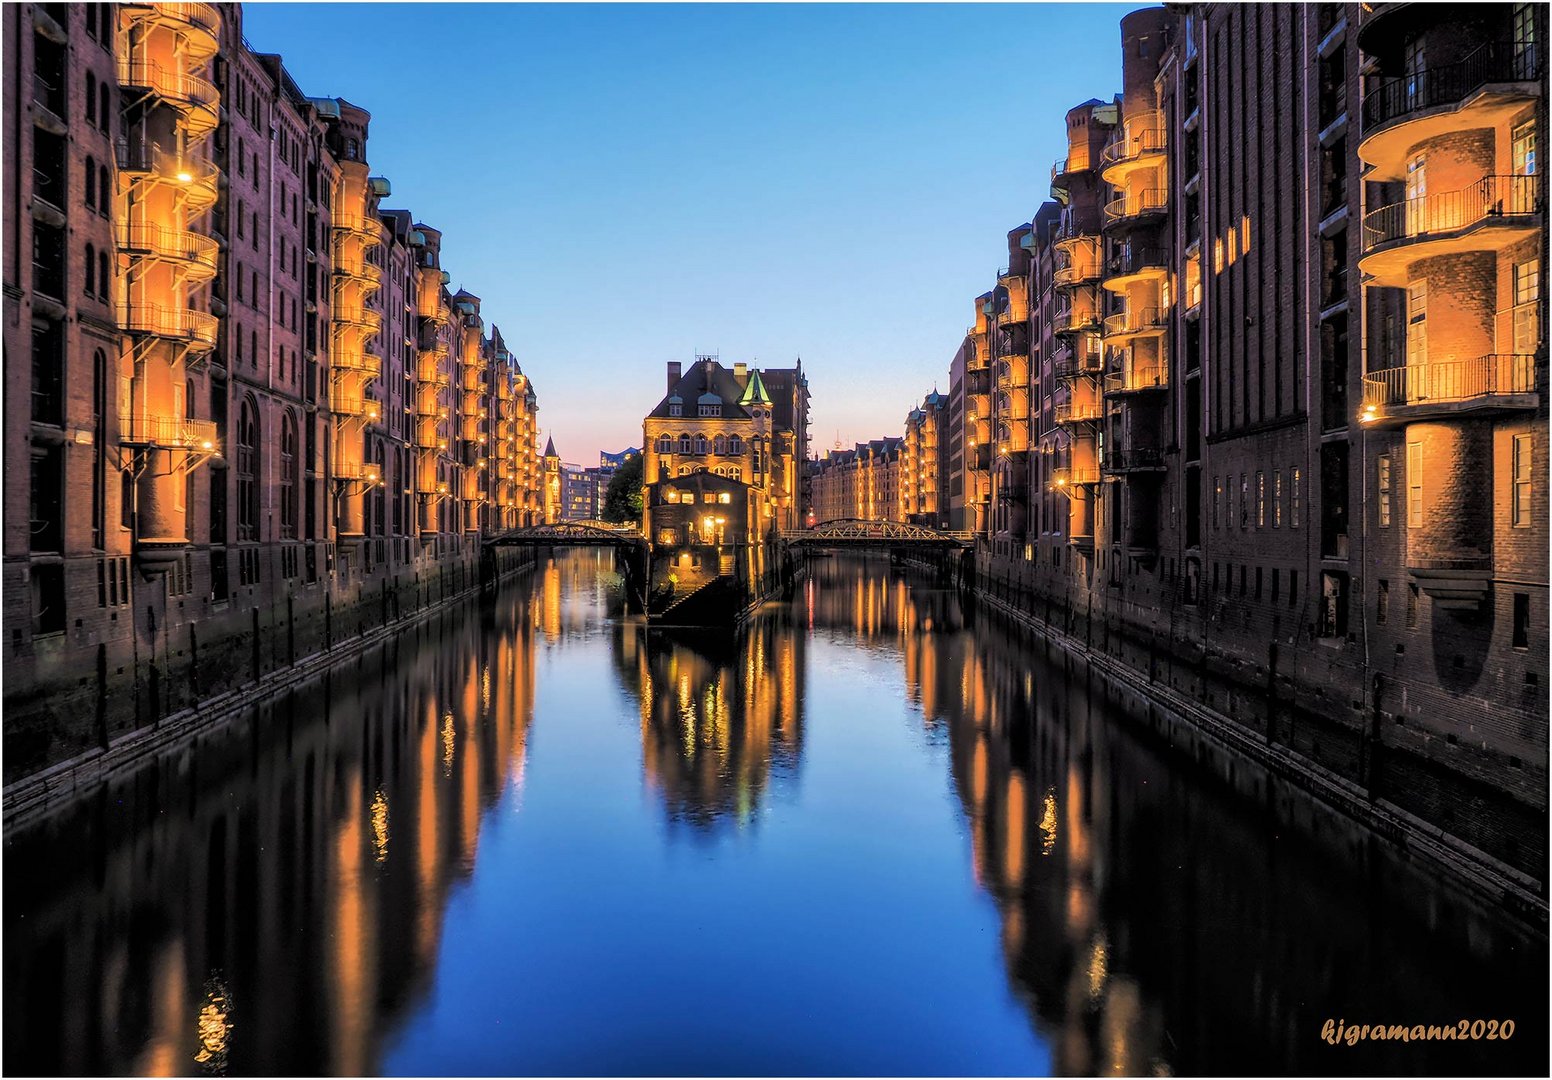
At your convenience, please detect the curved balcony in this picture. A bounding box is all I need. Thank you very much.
[117,222,219,280]
[1053,217,1101,256]
[1103,306,1168,342]
[331,460,381,485]
[329,388,381,421]
[115,142,219,210]
[1054,399,1103,425]
[1102,246,1169,291]
[1105,364,1168,395]
[1054,257,1102,289]
[332,210,383,246]
[333,303,383,336]
[1051,153,1093,186]
[417,358,451,386]
[333,257,383,289]
[333,352,383,379]
[1053,304,1102,336]
[1105,447,1167,473]
[1360,354,1538,425]
[1103,188,1168,229]
[462,367,488,392]
[118,413,219,451]
[1359,42,1540,180]
[1359,174,1540,286]
[117,60,219,137]
[1100,113,1167,183]
[1052,463,1101,488]
[121,2,221,59]
[119,302,218,350]
[1053,340,1103,379]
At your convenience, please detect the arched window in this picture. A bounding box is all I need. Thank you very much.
[728,435,744,455]
[656,434,672,454]
[731,468,742,482]
[85,156,96,209]
[99,86,109,133]
[84,243,95,296]
[694,434,707,455]
[91,350,106,549]
[679,434,692,454]
[237,399,259,541]
[678,465,691,476]
[713,434,726,455]
[280,411,297,539]
[86,73,97,124]
[99,249,109,299]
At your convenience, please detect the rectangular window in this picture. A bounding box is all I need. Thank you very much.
[1513,258,1541,352]
[1405,280,1427,367]
[1273,470,1283,528]
[1291,467,1301,527]
[1513,433,1533,526]
[1406,441,1423,527]
[1318,571,1349,638]
[1240,473,1249,529]
[1212,475,1221,528]
[1256,471,1265,527]
[1513,119,1537,177]
[1406,583,1419,629]
[1377,455,1392,528]
[1377,579,1389,624]
[1513,592,1530,649]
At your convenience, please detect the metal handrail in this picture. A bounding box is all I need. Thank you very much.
[119,302,218,347]
[1100,112,1167,168]
[1103,188,1168,225]
[117,221,218,271]
[1362,41,1539,132]
[1104,307,1167,337]
[117,59,218,114]
[1104,246,1168,280]
[1362,354,1537,409]
[333,352,382,377]
[118,413,219,449]
[1361,174,1538,252]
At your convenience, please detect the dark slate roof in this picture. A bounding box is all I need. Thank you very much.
[646,360,755,421]
[544,436,558,457]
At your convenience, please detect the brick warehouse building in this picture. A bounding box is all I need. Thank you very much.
[3,2,545,781]
[899,3,1548,889]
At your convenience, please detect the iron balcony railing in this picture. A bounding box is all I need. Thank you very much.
[118,413,219,450]
[1105,447,1166,471]
[1054,340,1103,378]
[1362,41,1540,134]
[1105,365,1167,393]
[124,1,222,40]
[332,352,382,378]
[117,221,219,274]
[332,303,383,335]
[1104,246,1168,281]
[1100,112,1167,170]
[1104,306,1167,338]
[1361,174,1539,252]
[1052,464,1100,487]
[1055,399,1103,424]
[1051,154,1093,182]
[119,302,218,348]
[1054,259,1101,288]
[1361,354,1537,411]
[1103,188,1168,226]
[1054,304,1102,334]
[117,59,219,118]
[115,140,219,206]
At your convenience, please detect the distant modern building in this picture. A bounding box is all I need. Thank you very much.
[560,462,599,520]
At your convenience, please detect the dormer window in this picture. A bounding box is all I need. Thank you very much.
[698,403,720,417]
[669,403,682,416]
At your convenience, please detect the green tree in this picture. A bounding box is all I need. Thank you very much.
[601,453,644,524]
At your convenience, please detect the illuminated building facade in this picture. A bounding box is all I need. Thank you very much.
[808,438,904,524]
[900,391,946,527]
[967,2,1547,882]
[2,1,545,781]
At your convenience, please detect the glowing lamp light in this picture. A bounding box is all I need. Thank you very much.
[201,440,214,451]
[1360,405,1378,423]
[177,171,194,183]
[1056,476,1068,487]
[367,471,378,482]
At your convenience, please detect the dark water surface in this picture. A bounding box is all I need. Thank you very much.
[4,552,1545,1076]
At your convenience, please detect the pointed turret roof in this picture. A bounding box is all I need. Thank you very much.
[544,436,558,458]
[739,368,772,406]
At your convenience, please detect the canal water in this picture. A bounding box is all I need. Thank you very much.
[4,551,1545,1076]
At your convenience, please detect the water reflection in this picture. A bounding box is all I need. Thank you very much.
[618,619,804,834]
[2,552,1544,1077]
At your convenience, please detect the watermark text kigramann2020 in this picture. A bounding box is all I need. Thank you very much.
[1321,1019,1515,1046]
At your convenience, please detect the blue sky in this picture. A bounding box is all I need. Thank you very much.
[242,2,1132,462]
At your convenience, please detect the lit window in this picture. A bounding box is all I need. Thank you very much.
[1291,467,1301,528]
[1513,119,1537,177]
[1256,471,1265,527]
[718,492,731,504]
[1273,469,1283,528]
[1513,433,1534,527]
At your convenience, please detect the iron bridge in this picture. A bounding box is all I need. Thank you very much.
[779,519,975,549]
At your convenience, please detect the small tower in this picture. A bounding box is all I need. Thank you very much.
[542,436,562,524]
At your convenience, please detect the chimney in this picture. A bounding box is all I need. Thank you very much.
[734,362,747,381]
[666,361,680,393]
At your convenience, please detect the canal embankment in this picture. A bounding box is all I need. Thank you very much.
[1,546,539,831]
[966,581,1548,927]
